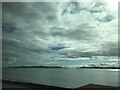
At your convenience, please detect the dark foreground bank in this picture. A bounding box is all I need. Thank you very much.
[2,79,119,90]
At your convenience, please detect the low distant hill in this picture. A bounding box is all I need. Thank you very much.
[6,65,120,69]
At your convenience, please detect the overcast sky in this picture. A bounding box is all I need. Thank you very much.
[2,0,119,67]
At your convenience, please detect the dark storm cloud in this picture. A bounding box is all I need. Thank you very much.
[3,2,57,22]
[2,23,17,33]
[100,42,118,56]
[2,2,58,66]
[49,45,67,51]
[3,2,27,17]
[2,36,52,66]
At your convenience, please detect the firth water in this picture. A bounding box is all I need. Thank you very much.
[3,68,119,88]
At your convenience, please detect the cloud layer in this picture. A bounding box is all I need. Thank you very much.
[2,0,118,67]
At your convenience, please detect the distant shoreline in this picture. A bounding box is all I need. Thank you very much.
[3,66,120,69]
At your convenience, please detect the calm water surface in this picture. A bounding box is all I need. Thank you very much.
[3,68,119,88]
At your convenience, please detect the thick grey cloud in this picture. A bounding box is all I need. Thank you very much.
[98,15,114,22]
[61,2,105,15]
[2,1,118,67]
[50,23,98,41]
